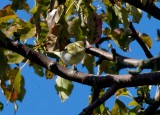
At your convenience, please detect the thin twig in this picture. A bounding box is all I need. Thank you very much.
[129,22,153,58]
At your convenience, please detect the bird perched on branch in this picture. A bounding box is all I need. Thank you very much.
[52,41,85,66]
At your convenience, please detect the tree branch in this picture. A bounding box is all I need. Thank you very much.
[129,22,153,58]
[144,89,160,114]
[79,84,119,115]
[123,0,160,20]
[1,35,160,88]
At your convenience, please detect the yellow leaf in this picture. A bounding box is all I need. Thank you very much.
[0,5,17,24]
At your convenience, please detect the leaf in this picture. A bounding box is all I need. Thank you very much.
[157,29,160,41]
[55,76,74,102]
[141,0,147,5]
[140,33,152,49]
[104,28,134,51]
[129,106,141,115]
[0,5,17,24]
[82,54,94,74]
[98,60,118,74]
[5,68,19,80]
[13,69,25,101]
[32,63,44,77]
[67,17,85,40]
[14,19,36,42]
[104,6,119,30]
[128,100,139,106]
[6,52,24,64]
[116,88,129,97]
[45,69,54,79]
[103,0,113,6]
[11,0,30,11]
[129,5,142,23]
[65,0,75,20]
[4,24,21,38]
[111,99,127,115]
[0,102,3,111]
[0,48,9,79]
[113,5,129,30]
[2,68,25,102]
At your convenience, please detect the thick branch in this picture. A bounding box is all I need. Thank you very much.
[1,37,160,88]
[123,0,160,20]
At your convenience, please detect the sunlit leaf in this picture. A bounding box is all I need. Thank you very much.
[65,0,75,20]
[116,88,129,97]
[45,69,54,79]
[13,69,25,101]
[55,76,74,102]
[82,54,94,74]
[113,5,129,30]
[126,4,142,23]
[140,33,152,49]
[0,5,17,24]
[129,106,141,115]
[111,99,127,115]
[7,52,24,64]
[103,0,113,6]
[128,100,139,106]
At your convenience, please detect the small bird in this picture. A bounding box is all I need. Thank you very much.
[53,41,85,66]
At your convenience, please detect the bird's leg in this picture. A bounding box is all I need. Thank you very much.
[72,64,77,71]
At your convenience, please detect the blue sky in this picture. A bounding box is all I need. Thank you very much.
[1,0,160,115]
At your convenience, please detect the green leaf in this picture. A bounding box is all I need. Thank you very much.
[128,100,139,106]
[111,99,127,115]
[104,6,119,30]
[67,17,85,40]
[32,63,44,77]
[7,52,24,64]
[140,33,152,49]
[0,49,9,79]
[99,60,117,74]
[65,0,75,20]
[127,4,142,23]
[0,102,3,111]
[113,5,129,30]
[13,69,25,101]
[116,88,129,97]
[129,106,141,115]
[104,28,134,51]
[103,0,113,6]
[2,68,25,102]
[11,0,30,11]
[5,68,19,80]
[55,76,74,102]
[82,54,94,74]
[0,5,17,24]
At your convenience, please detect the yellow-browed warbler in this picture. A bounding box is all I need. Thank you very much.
[53,41,85,65]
